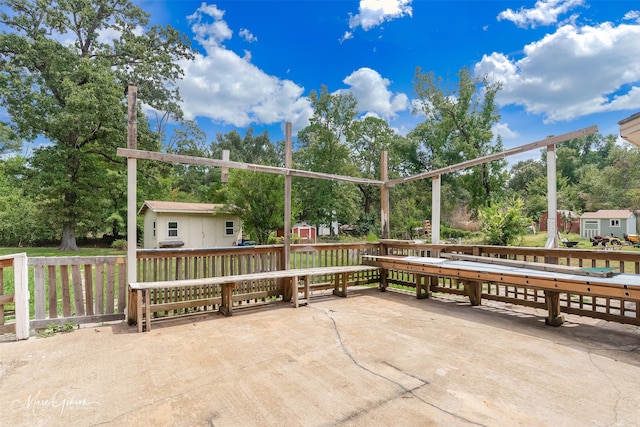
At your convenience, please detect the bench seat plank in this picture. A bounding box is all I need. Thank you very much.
[130,265,379,290]
[130,265,380,332]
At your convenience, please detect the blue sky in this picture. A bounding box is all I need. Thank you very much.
[141,1,639,164]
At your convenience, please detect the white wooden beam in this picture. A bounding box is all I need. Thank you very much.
[545,144,558,249]
[126,85,138,285]
[431,175,441,244]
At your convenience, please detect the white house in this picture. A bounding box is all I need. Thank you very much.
[139,201,242,249]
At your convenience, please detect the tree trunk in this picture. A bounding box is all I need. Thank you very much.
[59,222,79,251]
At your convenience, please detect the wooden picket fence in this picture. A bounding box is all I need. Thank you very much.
[2,241,640,339]
[29,256,127,329]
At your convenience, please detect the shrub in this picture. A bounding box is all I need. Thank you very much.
[111,239,128,251]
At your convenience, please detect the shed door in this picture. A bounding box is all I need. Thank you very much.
[202,217,217,248]
[583,220,599,239]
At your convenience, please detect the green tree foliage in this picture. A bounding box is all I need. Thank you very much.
[413,67,508,214]
[348,116,393,232]
[165,120,212,201]
[295,86,360,233]
[479,197,529,246]
[0,156,56,245]
[212,128,280,166]
[223,171,286,245]
[211,128,291,244]
[0,0,192,250]
[0,122,21,154]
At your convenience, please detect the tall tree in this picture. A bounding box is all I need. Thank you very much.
[212,129,288,243]
[348,116,393,232]
[0,0,192,250]
[413,67,508,214]
[295,86,360,233]
[165,120,212,201]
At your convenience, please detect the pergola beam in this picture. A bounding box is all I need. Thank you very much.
[386,126,598,187]
[116,148,385,187]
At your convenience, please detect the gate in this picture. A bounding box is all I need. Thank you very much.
[0,253,29,340]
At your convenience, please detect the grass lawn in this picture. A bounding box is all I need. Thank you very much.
[0,247,126,257]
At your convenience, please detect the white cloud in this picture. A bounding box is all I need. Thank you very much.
[492,123,519,139]
[347,0,412,32]
[497,0,584,29]
[177,5,312,131]
[339,31,354,43]
[475,20,640,123]
[623,10,640,23]
[187,3,232,49]
[338,67,409,119]
[239,28,257,43]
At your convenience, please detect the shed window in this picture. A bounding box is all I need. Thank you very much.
[168,221,178,237]
[225,221,234,235]
[153,221,156,237]
[611,219,620,227]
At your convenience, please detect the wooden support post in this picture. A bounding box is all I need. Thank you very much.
[284,122,292,256]
[429,276,438,292]
[431,175,441,244]
[380,151,390,239]
[136,289,143,333]
[144,289,151,332]
[128,286,138,326]
[333,272,348,297]
[219,283,235,316]
[302,275,310,305]
[293,275,310,307]
[283,277,293,302]
[379,268,388,292]
[221,150,230,182]
[292,276,299,308]
[126,85,137,289]
[463,280,482,306]
[13,253,29,340]
[545,290,564,326]
[416,274,430,299]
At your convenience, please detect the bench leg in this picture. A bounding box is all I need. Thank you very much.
[219,283,234,316]
[136,290,143,333]
[293,275,311,308]
[144,289,151,332]
[292,276,299,308]
[333,272,348,297]
[379,268,388,292]
[462,280,482,306]
[416,274,430,299]
[128,286,137,326]
[545,290,564,326]
[303,275,310,305]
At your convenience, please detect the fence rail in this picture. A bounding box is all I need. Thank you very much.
[134,243,381,320]
[4,241,640,337]
[29,256,127,328]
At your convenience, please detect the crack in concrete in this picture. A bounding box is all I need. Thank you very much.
[588,352,623,426]
[316,306,486,426]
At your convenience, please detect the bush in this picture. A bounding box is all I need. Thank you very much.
[440,226,471,239]
[479,197,529,246]
[111,239,128,251]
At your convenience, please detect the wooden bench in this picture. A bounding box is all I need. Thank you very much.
[129,265,380,332]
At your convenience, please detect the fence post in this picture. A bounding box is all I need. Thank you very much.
[13,253,29,339]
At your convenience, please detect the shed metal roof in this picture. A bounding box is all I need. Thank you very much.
[580,210,633,219]
[138,200,225,215]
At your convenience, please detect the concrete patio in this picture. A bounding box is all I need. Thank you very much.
[1,287,639,426]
